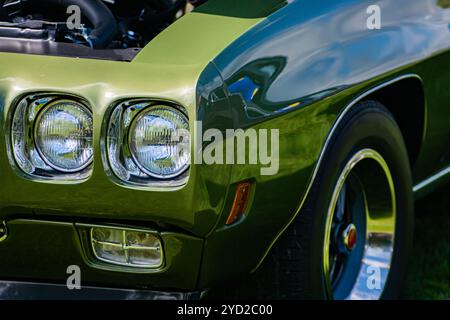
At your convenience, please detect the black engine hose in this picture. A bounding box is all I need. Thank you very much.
[31,0,117,49]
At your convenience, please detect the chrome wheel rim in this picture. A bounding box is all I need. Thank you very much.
[323,149,396,300]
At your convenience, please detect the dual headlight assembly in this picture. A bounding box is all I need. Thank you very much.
[10,94,190,185]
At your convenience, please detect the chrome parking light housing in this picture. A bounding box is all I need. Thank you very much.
[76,224,165,271]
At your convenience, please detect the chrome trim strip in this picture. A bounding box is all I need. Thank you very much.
[413,165,450,195]
[253,74,423,272]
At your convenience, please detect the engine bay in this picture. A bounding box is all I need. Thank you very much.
[0,0,207,61]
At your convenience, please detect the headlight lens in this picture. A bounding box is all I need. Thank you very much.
[129,106,190,178]
[35,100,93,172]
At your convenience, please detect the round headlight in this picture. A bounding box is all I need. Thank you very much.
[34,100,93,172]
[129,105,190,179]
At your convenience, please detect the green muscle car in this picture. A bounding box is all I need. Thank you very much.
[0,0,449,300]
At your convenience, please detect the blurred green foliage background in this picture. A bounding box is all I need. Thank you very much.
[438,0,450,8]
[403,186,450,299]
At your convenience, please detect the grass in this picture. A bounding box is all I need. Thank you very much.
[402,186,450,299]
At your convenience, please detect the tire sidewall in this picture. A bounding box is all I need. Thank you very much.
[306,101,414,299]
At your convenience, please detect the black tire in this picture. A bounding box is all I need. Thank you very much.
[241,100,414,300]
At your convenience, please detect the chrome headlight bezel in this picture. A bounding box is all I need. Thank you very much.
[102,99,190,188]
[8,93,94,182]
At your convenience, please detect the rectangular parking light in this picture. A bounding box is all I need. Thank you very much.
[90,227,163,268]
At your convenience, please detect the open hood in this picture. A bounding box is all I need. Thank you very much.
[0,0,207,61]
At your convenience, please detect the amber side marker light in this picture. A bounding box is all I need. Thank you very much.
[226,181,252,225]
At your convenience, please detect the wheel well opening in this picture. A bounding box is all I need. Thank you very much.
[363,77,426,168]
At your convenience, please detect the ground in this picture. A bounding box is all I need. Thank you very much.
[402,185,450,299]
